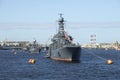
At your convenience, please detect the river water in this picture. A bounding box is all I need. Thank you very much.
[0,48,120,80]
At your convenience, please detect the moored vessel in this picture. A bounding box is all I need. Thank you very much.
[47,14,81,62]
[28,40,41,54]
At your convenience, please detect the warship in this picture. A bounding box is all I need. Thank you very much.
[28,40,41,54]
[47,14,81,62]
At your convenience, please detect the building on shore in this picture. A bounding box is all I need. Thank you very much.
[0,40,44,50]
[0,41,30,47]
[81,41,120,50]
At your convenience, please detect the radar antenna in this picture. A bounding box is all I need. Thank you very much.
[59,13,63,18]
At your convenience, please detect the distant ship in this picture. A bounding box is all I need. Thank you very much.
[47,14,81,62]
[29,40,41,54]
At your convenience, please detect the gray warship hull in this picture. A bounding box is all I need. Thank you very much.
[49,46,81,62]
[47,14,81,62]
[28,40,41,54]
[29,48,40,54]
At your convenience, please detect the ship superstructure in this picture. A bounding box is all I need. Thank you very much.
[47,14,81,62]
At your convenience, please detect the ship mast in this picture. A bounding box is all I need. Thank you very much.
[58,13,64,33]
